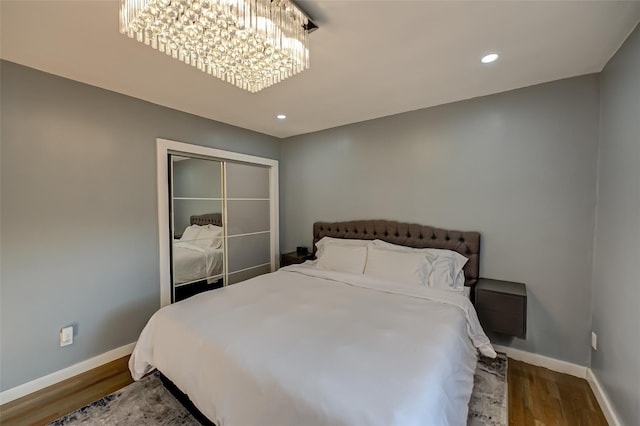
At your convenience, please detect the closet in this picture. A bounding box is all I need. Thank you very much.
[157,139,279,305]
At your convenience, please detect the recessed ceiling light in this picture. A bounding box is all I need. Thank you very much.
[277,114,287,120]
[481,53,499,64]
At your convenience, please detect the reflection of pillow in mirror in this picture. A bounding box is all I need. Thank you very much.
[204,225,224,248]
[205,224,223,233]
[181,225,202,243]
[193,226,221,248]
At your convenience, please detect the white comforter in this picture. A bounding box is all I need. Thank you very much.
[173,242,223,284]
[130,264,496,426]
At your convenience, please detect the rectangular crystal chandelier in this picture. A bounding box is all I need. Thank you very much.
[120,0,313,93]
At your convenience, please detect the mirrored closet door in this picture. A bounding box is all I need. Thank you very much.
[225,162,272,284]
[158,139,279,306]
[170,155,224,302]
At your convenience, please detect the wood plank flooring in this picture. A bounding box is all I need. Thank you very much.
[0,357,134,426]
[509,359,608,426]
[1,356,607,425]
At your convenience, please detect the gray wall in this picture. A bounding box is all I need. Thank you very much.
[281,75,600,365]
[0,60,280,391]
[591,25,639,426]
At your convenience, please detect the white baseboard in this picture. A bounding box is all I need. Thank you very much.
[587,368,621,426]
[0,342,136,405]
[493,344,588,378]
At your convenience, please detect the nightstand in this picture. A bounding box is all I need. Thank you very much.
[475,278,527,339]
[281,251,312,267]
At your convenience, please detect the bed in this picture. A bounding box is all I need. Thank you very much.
[132,220,496,425]
[173,213,224,285]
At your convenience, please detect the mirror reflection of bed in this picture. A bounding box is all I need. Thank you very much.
[170,155,225,302]
[168,151,276,303]
[173,213,224,302]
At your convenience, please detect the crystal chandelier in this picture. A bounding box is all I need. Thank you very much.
[119,0,315,93]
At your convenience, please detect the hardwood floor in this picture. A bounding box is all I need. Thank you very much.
[1,356,607,426]
[0,357,134,426]
[509,359,608,426]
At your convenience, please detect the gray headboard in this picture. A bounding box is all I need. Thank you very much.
[313,220,481,289]
[190,213,223,227]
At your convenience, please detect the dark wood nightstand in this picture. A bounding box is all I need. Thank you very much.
[281,251,312,267]
[475,278,527,339]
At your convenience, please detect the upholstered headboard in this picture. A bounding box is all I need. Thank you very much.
[313,220,481,289]
[190,213,223,227]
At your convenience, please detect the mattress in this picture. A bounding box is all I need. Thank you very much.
[130,263,496,426]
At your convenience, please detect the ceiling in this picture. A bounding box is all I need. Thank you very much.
[1,1,639,139]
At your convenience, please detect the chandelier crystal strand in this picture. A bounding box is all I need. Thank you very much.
[120,0,310,93]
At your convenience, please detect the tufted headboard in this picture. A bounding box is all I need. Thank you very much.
[313,220,481,292]
[190,213,223,227]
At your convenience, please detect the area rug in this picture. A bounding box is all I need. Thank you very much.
[468,353,508,426]
[49,353,507,425]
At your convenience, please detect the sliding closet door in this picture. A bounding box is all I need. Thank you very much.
[157,138,278,307]
[225,162,272,284]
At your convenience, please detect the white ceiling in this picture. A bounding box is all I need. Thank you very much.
[1,1,639,138]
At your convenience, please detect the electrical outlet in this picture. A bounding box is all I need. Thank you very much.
[591,331,597,351]
[60,326,73,347]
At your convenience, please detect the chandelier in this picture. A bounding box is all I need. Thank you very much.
[119,0,315,93]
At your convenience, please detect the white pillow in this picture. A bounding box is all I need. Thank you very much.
[193,226,223,248]
[315,243,368,274]
[372,239,468,291]
[448,272,466,291]
[204,225,224,249]
[315,237,370,259]
[364,245,429,286]
[180,225,202,243]
[423,252,465,292]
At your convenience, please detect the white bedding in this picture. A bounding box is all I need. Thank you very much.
[173,241,223,284]
[130,263,496,426]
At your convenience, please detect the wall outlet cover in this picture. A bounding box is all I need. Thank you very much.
[60,326,74,347]
[591,331,597,350]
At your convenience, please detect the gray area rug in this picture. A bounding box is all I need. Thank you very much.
[49,353,507,425]
[468,353,508,426]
